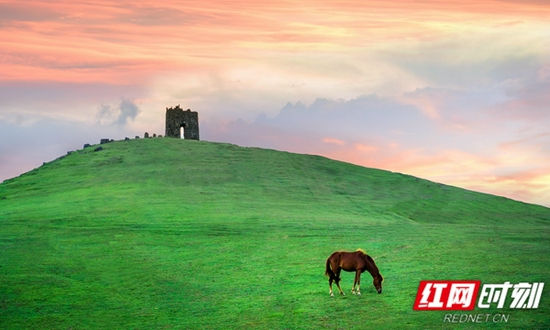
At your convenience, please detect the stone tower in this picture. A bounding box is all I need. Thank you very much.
[165,105,199,140]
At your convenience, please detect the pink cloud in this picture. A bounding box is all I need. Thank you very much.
[321,143,550,206]
[355,143,378,153]
[3,0,549,85]
[322,137,346,145]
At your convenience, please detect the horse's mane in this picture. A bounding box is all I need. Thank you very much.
[356,248,367,255]
[365,254,375,264]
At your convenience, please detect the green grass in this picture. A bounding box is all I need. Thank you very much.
[1,138,549,329]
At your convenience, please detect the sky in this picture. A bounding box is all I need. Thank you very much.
[1,0,549,207]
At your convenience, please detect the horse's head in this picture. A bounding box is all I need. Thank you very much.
[373,273,383,294]
[364,254,383,294]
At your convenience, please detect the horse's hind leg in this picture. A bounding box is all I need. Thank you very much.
[335,268,345,295]
[329,277,334,297]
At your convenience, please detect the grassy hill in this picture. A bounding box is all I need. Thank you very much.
[1,138,549,329]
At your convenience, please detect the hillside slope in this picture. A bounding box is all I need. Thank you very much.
[2,138,548,226]
[1,138,549,329]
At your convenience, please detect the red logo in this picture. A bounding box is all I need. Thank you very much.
[413,280,481,310]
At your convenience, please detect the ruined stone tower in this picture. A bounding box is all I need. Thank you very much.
[165,105,199,140]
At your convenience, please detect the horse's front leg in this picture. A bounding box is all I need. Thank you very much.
[352,270,361,295]
[356,272,361,295]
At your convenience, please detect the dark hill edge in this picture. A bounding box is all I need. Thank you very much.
[1,138,549,226]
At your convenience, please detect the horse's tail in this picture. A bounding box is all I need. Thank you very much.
[325,257,337,280]
[325,258,333,278]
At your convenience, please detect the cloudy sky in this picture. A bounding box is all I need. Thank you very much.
[1,0,549,207]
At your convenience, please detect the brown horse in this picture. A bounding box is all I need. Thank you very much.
[325,249,383,297]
